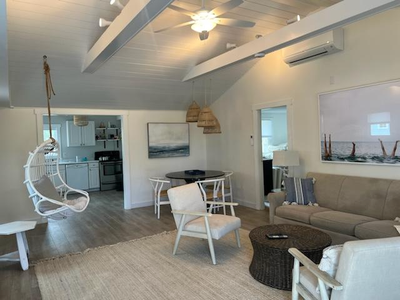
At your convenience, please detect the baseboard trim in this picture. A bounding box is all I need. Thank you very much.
[130,200,153,209]
[234,198,258,210]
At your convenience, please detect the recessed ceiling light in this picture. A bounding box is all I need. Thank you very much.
[110,0,125,10]
[99,18,112,27]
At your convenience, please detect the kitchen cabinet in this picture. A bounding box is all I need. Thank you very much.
[66,164,89,190]
[66,121,96,147]
[88,162,100,189]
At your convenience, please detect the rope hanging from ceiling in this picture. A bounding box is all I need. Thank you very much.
[43,55,56,142]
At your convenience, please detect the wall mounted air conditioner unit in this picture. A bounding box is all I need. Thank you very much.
[283,28,344,67]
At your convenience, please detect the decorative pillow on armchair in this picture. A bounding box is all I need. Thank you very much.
[283,177,317,206]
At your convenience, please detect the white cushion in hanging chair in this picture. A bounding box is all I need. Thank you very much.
[33,175,89,213]
[64,197,89,210]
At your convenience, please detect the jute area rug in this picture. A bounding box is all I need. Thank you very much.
[34,230,290,300]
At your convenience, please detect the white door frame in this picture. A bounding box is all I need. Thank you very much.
[34,108,132,210]
[252,99,293,210]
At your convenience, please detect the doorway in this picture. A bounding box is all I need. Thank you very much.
[252,99,293,210]
[35,108,131,210]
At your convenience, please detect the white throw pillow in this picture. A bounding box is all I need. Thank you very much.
[317,244,343,295]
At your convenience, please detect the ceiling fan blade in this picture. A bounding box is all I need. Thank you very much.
[216,18,255,28]
[168,4,197,18]
[210,0,243,17]
[154,21,195,33]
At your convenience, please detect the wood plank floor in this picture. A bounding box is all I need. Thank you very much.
[0,191,270,300]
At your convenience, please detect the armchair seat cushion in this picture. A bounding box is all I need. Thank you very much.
[276,205,331,224]
[311,211,377,236]
[184,215,241,240]
[355,220,400,239]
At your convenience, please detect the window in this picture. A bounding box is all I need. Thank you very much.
[43,124,61,141]
[43,124,62,157]
[261,119,273,158]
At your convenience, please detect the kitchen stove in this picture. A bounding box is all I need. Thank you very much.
[94,151,123,191]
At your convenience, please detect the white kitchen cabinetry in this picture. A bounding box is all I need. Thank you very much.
[88,162,100,190]
[66,121,95,147]
[66,164,89,190]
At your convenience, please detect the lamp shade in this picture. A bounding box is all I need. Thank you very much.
[197,106,217,127]
[273,150,300,167]
[73,115,89,127]
[186,101,201,122]
[203,116,221,134]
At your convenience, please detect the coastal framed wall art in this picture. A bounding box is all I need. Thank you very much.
[319,79,400,165]
[147,123,190,159]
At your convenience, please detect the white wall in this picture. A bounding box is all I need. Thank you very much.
[126,110,206,208]
[0,108,206,223]
[0,108,39,223]
[206,8,400,209]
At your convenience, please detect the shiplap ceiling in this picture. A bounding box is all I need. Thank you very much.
[7,0,340,110]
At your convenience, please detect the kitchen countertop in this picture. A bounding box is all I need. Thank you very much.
[59,160,99,165]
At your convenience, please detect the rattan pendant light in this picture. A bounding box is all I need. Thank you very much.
[197,79,217,128]
[203,114,221,134]
[202,79,221,134]
[186,81,201,122]
[73,115,89,126]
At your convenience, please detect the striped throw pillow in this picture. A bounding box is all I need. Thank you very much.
[283,177,317,206]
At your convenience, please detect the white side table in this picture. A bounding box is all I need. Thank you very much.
[0,221,37,271]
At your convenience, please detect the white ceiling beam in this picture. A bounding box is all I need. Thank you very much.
[0,0,10,107]
[183,0,400,81]
[82,0,174,73]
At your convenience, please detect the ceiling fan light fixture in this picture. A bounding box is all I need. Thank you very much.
[110,0,125,10]
[99,18,112,27]
[191,19,217,33]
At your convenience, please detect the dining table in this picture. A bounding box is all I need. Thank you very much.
[165,170,225,184]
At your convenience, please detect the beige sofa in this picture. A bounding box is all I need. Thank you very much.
[268,172,400,244]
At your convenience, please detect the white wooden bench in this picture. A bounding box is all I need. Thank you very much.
[0,221,37,271]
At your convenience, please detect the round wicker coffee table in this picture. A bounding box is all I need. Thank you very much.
[249,224,331,291]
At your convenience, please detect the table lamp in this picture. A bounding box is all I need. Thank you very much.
[273,150,300,178]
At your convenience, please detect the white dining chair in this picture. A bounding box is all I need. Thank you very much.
[196,178,227,214]
[168,183,241,265]
[149,177,171,219]
[222,170,234,202]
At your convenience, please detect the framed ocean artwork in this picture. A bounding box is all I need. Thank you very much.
[147,123,190,159]
[319,79,400,165]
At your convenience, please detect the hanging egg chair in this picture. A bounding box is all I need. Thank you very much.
[23,56,90,220]
[24,139,90,220]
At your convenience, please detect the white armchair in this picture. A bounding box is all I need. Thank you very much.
[290,236,400,300]
[167,183,241,265]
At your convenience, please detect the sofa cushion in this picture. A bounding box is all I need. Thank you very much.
[355,220,400,239]
[311,211,377,236]
[276,205,331,224]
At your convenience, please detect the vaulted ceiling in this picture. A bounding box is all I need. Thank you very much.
[6,0,340,110]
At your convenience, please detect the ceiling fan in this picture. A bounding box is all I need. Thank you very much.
[155,0,256,40]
